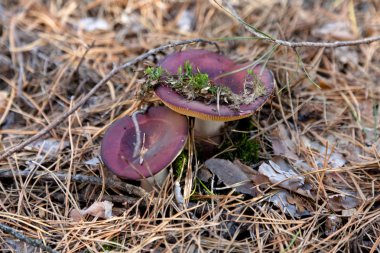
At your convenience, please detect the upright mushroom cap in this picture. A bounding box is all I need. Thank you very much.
[154,49,275,121]
[100,106,188,180]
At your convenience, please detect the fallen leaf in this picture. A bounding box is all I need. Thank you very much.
[325,214,342,236]
[328,193,360,212]
[258,160,313,198]
[298,102,324,122]
[69,201,113,221]
[84,157,100,166]
[293,159,314,172]
[205,158,258,196]
[197,167,213,182]
[233,159,257,177]
[267,190,311,218]
[69,209,83,222]
[25,138,69,156]
[301,135,347,169]
[341,208,357,217]
[251,173,271,191]
[234,159,270,192]
[322,171,363,212]
[269,124,299,160]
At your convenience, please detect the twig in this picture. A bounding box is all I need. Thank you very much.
[0,169,148,198]
[71,41,96,96]
[219,0,380,48]
[0,38,218,161]
[0,223,58,253]
[52,192,141,205]
[72,41,95,76]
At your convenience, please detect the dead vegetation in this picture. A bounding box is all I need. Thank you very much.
[0,0,379,252]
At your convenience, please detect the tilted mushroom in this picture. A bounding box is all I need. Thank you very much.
[154,49,275,140]
[100,106,188,191]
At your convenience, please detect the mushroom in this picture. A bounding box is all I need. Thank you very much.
[154,49,275,140]
[100,106,188,191]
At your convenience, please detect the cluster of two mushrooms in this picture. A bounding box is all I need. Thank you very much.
[100,50,275,190]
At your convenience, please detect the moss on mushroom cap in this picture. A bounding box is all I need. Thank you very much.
[100,106,188,180]
[154,49,275,121]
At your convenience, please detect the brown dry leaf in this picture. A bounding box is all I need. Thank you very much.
[233,159,257,176]
[69,209,83,222]
[322,172,362,211]
[204,158,258,196]
[323,171,349,187]
[258,159,313,198]
[341,208,357,217]
[25,138,69,156]
[328,193,360,212]
[69,201,113,221]
[301,135,347,169]
[298,102,324,122]
[197,167,213,182]
[269,124,298,160]
[325,215,342,236]
[234,159,270,191]
[84,157,101,166]
[267,190,311,218]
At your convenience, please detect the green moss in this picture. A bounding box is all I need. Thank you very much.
[189,72,210,90]
[219,119,260,164]
[235,134,260,164]
[184,61,192,76]
[142,62,266,111]
[143,62,233,102]
[247,69,267,97]
[173,150,188,178]
[144,66,163,81]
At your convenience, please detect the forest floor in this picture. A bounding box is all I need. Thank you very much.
[0,0,380,252]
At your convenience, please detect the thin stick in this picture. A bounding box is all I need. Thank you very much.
[0,38,218,161]
[52,192,140,205]
[0,223,58,253]
[219,0,380,48]
[0,169,148,198]
[72,41,95,76]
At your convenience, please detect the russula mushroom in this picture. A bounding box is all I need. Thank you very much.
[100,106,188,191]
[154,49,275,140]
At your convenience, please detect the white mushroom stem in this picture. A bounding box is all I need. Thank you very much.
[140,167,169,191]
[194,118,225,139]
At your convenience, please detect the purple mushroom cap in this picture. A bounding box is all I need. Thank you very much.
[155,49,275,121]
[100,106,188,180]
